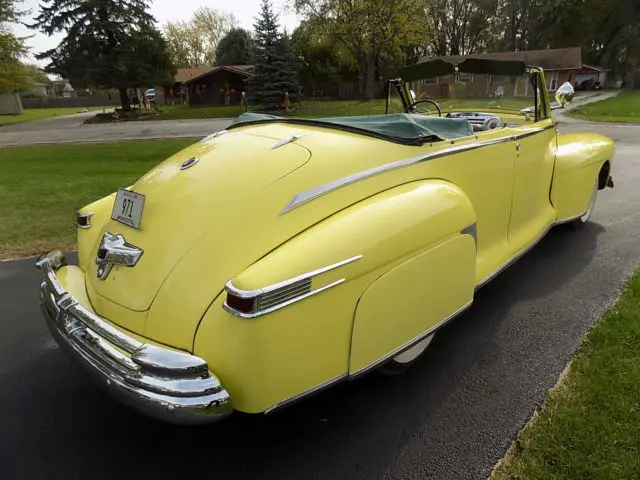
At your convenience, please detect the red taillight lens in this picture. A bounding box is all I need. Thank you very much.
[225,293,255,314]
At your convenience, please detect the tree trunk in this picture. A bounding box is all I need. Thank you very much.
[364,49,376,100]
[357,49,366,99]
[119,87,130,111]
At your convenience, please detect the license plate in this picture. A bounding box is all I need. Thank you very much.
[111,189,145,229]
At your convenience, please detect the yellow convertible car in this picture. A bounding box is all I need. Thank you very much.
[36,58,615,424]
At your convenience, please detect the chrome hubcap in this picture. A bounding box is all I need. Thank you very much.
[393,335,434,364]
[580,180,598,222]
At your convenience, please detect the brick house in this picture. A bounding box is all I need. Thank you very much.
[413,47,608,99]
[183,65,254,106]
[153,67,213,106]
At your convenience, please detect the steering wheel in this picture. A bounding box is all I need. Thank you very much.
[406,99,442,117]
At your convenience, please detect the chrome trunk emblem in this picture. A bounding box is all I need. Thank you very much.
[180,157,199,170]
[96,232,143,280]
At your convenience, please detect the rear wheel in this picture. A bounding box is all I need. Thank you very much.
[568,179,598,229]
[378,334,435,375]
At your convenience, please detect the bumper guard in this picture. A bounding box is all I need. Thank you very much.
[36,251,232,425]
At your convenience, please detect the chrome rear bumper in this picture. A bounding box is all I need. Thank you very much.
[36,251,232,425]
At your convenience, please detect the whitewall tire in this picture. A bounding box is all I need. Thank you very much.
[570,179,598,228]
[378,334,435,375]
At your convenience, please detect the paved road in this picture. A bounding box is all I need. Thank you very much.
[1,120,639,480]
[0,111,231,146]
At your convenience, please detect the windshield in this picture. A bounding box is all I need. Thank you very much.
[394,71,543,119]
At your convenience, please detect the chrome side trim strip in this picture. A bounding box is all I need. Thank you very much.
[224,278,345,319]
[280,124,556,215]
[265,373,348,414]
[349,300,473,379]
[475,221,554,290]
[226,255,363,299]
[223,255,363,318]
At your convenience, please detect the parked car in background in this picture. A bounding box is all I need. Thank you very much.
[144,88,156,105]
[36,58,615,425]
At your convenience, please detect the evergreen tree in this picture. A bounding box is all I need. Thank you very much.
[31,0,174,110]
[276,31,300,102]
[216,28,255,66]
[248,0,299,107]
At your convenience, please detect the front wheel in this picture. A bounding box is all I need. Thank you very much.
[568,179,598,229]
[378,334,435,375]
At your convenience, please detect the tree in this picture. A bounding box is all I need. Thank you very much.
[216,28,255,66]
[291,20,355,91]
[0,0,32,94]
[276,31,300,99]
[163,7,238,68]
[293,0,431,99]
[31,0,175,110]
[248,0,299,106]
[424,0,499,56]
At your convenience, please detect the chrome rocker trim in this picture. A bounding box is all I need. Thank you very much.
[475,221,554,290]
[553,210,588,225]
[36,251,232,425]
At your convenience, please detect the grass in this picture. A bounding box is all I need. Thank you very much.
[132,97,535,121]
[492,271,640,480]
[0,139,196,260]
[567,91,640,122]
[0,106,113,127]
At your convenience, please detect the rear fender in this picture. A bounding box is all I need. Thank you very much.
[551,133,615,222]
[194,179,477,413]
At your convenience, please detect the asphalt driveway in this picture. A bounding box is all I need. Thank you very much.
[0,120,639,479]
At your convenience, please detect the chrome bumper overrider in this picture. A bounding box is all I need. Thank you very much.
[36,251,232,425]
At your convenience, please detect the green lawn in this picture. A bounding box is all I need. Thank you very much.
[567,91,640,122]
[493,271,640,479]
[146,97,533,121]
[0,106,113,127]
[0,139,196,259]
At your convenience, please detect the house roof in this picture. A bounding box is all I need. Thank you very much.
[419,47,584,72]
[175,67,214,84]
[581,64,610,72]
[183,65,255,85]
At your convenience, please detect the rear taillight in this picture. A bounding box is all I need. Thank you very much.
[223,255,363,318]
[224,293,256,314]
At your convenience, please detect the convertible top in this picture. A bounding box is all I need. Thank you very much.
[228,112,474,145]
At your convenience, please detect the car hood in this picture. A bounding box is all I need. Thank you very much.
[86,126,312,313]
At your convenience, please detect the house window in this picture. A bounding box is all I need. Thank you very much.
[547,71,559,91]
[491,75,507,84]
[422,77,439,84]
[457,72,474,83]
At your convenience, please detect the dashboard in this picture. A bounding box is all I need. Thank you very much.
[445,112,505,132]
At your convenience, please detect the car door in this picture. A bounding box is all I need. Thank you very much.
[506,74,557,249]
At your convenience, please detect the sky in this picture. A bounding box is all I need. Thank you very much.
[10,0,300,67]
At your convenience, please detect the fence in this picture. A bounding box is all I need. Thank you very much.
[20,95,121,109]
